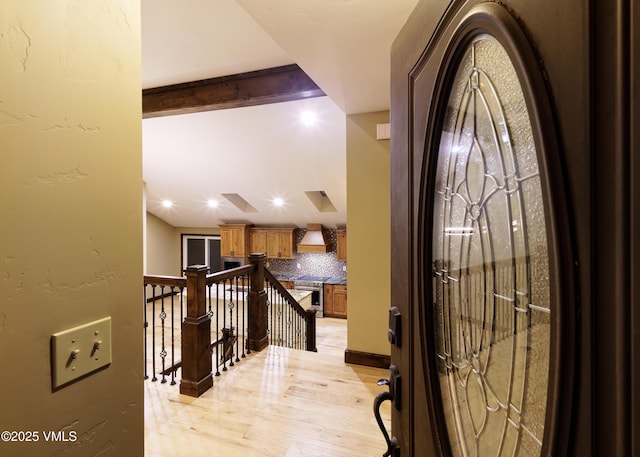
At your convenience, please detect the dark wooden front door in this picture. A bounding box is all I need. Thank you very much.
[386,1,639,456]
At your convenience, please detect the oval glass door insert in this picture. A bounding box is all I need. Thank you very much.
[431,34,551,457]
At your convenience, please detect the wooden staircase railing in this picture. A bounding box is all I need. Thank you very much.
[143,252,316,397]
[143,276,186,385]
[264,269,317,352]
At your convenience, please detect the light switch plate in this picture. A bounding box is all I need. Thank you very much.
[51,316,112,389]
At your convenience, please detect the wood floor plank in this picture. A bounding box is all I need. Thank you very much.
[145,318,391,456]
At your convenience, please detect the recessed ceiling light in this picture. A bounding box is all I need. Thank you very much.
[300,110,317,127]
[273,197,284,207]
[162,200,173,208]
[207,199,219,208]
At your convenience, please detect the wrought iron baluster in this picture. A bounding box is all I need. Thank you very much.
[222,280,228,373]
[285,300,289,348]
[234,276,240,363]
[272,283,277,345]
[206,282,213,374]
[159,286,168,384]
[302,313,307,350]
[293,308,298,349]
[293,305,298,348]
[266,282,273,346]
[151,284,157,382]
[280,293,284,348]
[269,283,274,346]
[227,279,235,368]
[170,287,176,385]
[222,279,229,372]
[242,274,247,358]
[239,275,246,359]
[143,285,148,380]
[286,296,291,348]
[214,281,221,377]
[277,286,282,346]
[288,297,291,347]
[289,303,293,349]
[246,273,252,355]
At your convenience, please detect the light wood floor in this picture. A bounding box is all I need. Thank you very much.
[145,318,392,457]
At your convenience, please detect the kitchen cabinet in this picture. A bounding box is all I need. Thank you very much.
[220,224,251,258]
[323,283,347,318]
[249,227,296,259]
[280,280,294,290]
[336,229,347,262]
[332,285,347,317]
[266,229,295,259]
[249,229,267,255]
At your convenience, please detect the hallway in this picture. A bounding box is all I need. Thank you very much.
[144,318,391,456]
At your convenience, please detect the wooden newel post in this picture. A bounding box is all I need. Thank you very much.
[248,253,269,351]
[305,309,317,352]
[180,265,213,397]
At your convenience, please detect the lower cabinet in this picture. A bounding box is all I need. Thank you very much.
[280,280,294,290]
[323,283,347,318]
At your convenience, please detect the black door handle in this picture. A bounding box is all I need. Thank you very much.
[374,391,399,456]
[374,364,400,456]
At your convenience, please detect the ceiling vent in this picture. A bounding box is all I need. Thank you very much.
[221,193,257,212]
[304,190,337,212]
[297,223,330,253]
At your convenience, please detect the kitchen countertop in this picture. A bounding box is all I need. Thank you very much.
[286,289,312,302]
[323,278,347,285]
[275,275,347,286]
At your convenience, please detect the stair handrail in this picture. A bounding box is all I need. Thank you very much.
[144,256,317,398]
[263,268,317,352]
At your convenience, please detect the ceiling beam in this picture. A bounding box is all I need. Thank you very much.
[142,64,326,118]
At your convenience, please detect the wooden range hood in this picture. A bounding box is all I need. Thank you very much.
[297,224,331,253]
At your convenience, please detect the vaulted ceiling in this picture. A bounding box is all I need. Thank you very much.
[142,0,418,228]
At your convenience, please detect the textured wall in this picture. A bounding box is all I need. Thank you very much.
[0,2,143,456]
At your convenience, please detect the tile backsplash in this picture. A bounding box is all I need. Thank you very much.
[266,228,347,280]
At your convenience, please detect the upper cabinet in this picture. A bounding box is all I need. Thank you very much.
[267,229,295,259]
[220,224,251,258]
[248,227,296,259]
[249,229,267,256]
[336,229,347,262]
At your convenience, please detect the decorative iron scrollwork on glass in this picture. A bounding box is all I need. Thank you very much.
[431,35,551,457]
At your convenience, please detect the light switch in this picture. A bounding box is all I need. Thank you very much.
[51,316,112,389]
